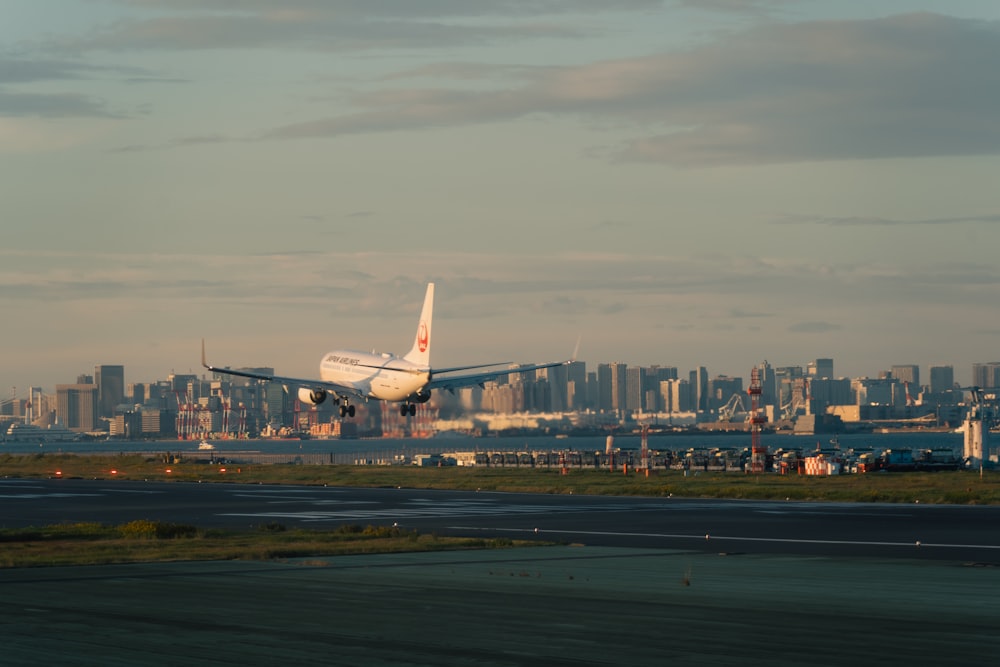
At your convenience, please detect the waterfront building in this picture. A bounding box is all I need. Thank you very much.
[56,383,99,432]
[809,377,853,411]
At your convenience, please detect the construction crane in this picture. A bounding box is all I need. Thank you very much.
[718,393,747,422]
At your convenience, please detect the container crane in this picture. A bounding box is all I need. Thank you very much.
[718,394,747,422]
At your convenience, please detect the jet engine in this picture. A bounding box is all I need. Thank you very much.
[408,388,432,404]
[298,387,328,406]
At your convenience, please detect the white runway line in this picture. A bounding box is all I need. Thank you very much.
[449,526,1000,551]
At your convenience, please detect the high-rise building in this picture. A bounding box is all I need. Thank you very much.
[853,377,899,407]
[586,371,598,410]
[538,363,569,412]
[565,361,586,410]
[662,378,692,413]
[690,366,709,412]
[972,362,1000,389]
[929,366,954,393]
[808,378,853,408]
[807,358,834,379]
[708,375,743,411]
[56,384,98,432]
[609,362,627,413]
[757,361,777,409]
[644,366,677,412]
[891,365,920,387]
[775,366,803,411]
[127,383,146,405]
[95,365,125,419]
[625,366,646,412]
[596,363,614,413]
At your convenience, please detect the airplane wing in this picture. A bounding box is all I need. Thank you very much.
[429,337,580,392]
[200,340,365,400]
[427,359,574,393]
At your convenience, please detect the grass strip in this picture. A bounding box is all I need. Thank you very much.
[0,520,521,568]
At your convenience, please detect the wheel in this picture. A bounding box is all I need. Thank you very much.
[347,404,356,418]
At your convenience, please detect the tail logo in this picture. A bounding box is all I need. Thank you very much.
[417,321,429,352]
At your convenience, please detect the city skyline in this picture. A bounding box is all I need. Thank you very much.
[3,2,1000,392]
[3,356,992,401]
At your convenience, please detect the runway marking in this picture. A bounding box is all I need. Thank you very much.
[0,493,102,499]
[101,489,165,495]
[219,500,644,522]
[449,527,1000,551]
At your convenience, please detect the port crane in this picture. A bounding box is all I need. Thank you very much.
[718,393,747,422]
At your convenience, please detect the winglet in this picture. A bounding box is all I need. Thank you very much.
[201,338,209,370]
[571,335,582,363]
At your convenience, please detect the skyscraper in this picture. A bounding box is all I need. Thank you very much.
[95,364,125,419]
[891,364,920,387]
[56,384,98,432]
[565,361,586,410]
[609,362,628,413]
[625,366,646,412]
[807,358,834,379]
[757,360,777,409]
[690,366,709,412]
[972,362,1000,389]
[929,366,954,393]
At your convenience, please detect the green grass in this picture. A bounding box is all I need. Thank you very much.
[2,452,999,504]
[2,453,997,568]
[0,520,522,568]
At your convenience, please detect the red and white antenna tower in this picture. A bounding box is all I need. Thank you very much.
[639,423,651,476]
[747,366,768,473]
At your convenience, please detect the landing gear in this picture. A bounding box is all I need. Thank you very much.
[339,403,356,418]
[399,403,417,417]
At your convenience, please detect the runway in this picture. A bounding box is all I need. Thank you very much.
[3,478,1000,665]
[2,477,999,561]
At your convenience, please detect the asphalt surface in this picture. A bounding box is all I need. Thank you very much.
[3,478,1000,666]
[2,478,1000,561]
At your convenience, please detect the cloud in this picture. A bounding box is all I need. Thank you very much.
[674,0,795,17]
[5,247,997,317]
[3,247,999,385]
[0,56,161,118]
[775,213,1000,227]
[788,321,842,333]
[60,1,661,53]
[253,13,1000,165]
[0,90,119,118]
[106,0,662,20]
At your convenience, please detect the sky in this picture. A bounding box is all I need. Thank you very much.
[2,0,1000,394]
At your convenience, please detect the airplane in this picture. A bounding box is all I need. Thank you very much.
[201,282,576,418]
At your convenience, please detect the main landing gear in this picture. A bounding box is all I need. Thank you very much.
[399,403,417,417]
[334,398,356,418]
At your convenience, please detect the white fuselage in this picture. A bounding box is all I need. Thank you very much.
[319,350,429,402]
